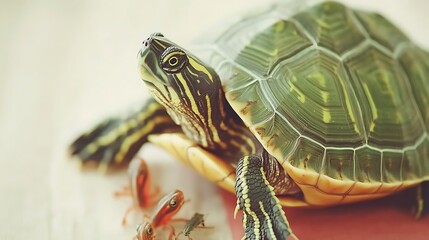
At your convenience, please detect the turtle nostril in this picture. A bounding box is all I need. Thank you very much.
[142,38,151,48]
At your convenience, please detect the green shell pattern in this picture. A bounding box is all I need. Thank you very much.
[195,1,429,184]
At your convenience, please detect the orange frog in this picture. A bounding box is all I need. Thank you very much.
[116,158,160,224]
[135,189,185,240]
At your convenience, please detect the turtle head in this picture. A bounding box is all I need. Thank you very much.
[138,33,221,109]
[138,33,256,156]
[138,33,226,148]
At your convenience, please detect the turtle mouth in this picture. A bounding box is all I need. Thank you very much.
[139,64,162,87]
[138,47,169,89]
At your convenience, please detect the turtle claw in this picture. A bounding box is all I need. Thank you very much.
[415,181,429,219]
[234,199,240,219]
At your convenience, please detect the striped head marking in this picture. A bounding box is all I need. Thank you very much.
[138,33,221,110]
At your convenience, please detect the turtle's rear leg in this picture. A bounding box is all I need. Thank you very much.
[234,151,298,240]
[69,98,178,170]
[415,181,429,218]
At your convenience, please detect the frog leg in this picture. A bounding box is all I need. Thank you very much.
[165,224,176,240]
[114,186,131,197]
[121,205,138,225]
[415,181,429,218]
[234,151,298,240]
[69,98,179,171]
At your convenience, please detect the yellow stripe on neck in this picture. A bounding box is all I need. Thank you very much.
[188,58,214,82]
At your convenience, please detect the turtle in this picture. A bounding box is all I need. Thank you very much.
[70,1,429,239]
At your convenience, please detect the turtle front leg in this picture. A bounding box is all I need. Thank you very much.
[234,152,298,240]
[69,98,179,170]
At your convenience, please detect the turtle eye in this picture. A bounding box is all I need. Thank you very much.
[160,47,188,74]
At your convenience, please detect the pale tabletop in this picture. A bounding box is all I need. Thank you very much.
[1,0,429,239]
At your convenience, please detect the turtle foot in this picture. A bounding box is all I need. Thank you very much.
[415,181,429,219]
[69,116,138,170]
[235,153,297,240]
[68,99,177,171]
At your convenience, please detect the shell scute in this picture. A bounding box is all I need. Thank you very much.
[287,137,324,175]
[234,19,312,76]
[324,149,354,181]
[354,10,409,51]
[219,61,254,91]
[403,149,421,180]
[250,113,300,163]
[398,46,429,129]
[344,46,424,148]
[354,147,382,183]
[381,151,403,183]
[270,48,366,147]
[293,1,365,54]
[416,139,429,179]
[226,81,274,124]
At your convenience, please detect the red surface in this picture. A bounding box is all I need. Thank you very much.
[219,188,429,240]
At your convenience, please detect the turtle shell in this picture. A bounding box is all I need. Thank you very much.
[194,1,429,205]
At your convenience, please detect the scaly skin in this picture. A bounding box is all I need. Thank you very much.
[69,98,178,170]
[235,154,296,240]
